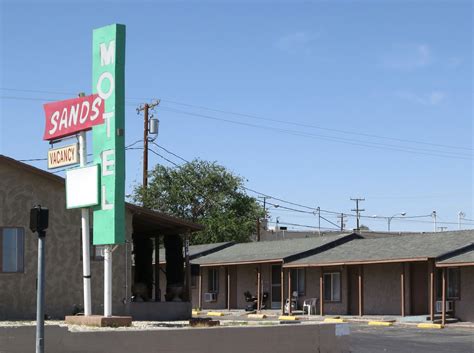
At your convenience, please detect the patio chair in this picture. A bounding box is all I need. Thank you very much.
[303,298,318,315]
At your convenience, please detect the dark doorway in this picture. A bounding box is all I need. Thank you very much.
[348,266,359,315]
[132,235,154,301]
[410,262,428,315]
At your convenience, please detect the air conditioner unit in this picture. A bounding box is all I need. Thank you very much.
[435,300,454,313]
[204,293,217,302]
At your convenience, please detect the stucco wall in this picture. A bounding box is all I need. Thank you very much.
[363,263,410,315]
[455,266,474,322]
[200,266,227,309]
[0,162,130,319]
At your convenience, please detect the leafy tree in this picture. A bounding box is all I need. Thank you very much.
[134,159,264,244]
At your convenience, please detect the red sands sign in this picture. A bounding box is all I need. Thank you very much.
[43,94,104,141]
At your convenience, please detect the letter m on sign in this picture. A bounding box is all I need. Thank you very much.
[92,24,126,245]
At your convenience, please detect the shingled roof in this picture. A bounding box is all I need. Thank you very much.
[192,233,357,266]
[284,230,474,267]
[157,241,234,264]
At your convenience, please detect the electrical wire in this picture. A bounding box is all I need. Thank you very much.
[1,87,472,157]
[158,106,472,160]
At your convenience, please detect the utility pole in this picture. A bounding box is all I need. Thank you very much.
[256,217,261,241]
[316,207,321,235]
[137,100,160,188]
[137,100,160,302]
[337,213,346,231]
[350,198,365,232]
[258,196,271,234]
[258,196,270,218]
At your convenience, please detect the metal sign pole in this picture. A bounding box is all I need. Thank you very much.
[104,245,113,317]
[79,130,92,316]
[36,231,45,353]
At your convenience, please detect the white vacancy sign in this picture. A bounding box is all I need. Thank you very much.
[66,165,99,209]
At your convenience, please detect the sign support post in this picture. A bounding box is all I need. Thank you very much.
[79,131,92,316]
[104,245,113,317]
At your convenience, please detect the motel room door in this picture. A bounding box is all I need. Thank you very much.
[348,266,359,315]
[410,262,429,315]
[271,265,282,309]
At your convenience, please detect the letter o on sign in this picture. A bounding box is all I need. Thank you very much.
[97,72,115,100]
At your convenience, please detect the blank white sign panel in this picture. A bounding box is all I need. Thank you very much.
[66,165,99,209]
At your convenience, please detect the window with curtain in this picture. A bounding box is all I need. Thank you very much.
[436,268,460,300]
[323,272,341,302]
[290,268,305,296]
[208,268,219,293]
[1,228,25,273]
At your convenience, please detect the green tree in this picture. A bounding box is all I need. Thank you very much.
[133,159,264,244]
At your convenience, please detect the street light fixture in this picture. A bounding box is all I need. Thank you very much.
[387,212,406,232]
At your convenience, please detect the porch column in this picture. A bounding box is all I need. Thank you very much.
[429,261,435,321]
[441,268,446,326]
[184,232,191,302]
[280,266,284,314]
[198,268,202,309]
[227,266,231,311]
[257,265,261,311]
[400,264,405,317]
[154,236,160,301]
[358,265,364,317]
[319,267,324,316]
[288,268,292,315]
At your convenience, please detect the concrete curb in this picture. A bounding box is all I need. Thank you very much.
[279,315,299,321]
[368,321,393,327]
[417,323,444,329]
[324,318,347,323]
[207,312,225,317]
[248,314,267,319]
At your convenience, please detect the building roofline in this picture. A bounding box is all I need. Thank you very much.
[0,154,204,232]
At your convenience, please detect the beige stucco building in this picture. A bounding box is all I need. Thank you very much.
[190,230,474,324]
[0,155,201,320]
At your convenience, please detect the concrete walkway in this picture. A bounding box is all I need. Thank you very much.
[195,309,474,328]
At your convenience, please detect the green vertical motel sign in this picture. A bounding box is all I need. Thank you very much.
[92,24,126,245]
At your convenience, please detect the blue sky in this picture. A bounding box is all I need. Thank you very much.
[0,1,472,232]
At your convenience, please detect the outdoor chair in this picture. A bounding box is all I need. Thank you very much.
[303,298,318,315]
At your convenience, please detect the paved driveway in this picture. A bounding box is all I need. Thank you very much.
[350,324,474,353]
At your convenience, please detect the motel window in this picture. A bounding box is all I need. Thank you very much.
[0,228,25,273]
[190,265,200,289]
[290,268,306,296]
[208,268,219,293]
[436,268,460,300]
[80,228,105,261]
[323,272,341,302]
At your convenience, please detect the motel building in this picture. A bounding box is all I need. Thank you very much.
[1,154,474,325]
[154,222,474,325]
[0,155,203,321]
[188,231,474,325]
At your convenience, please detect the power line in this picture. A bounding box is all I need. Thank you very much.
[4,86,471,152]
[158,106,472,160]
[1,87,472,158]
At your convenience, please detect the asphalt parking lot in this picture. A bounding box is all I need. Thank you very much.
[350,324,474,353]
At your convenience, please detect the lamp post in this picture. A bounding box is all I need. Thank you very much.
[387,212,406,232]
[458,211,465,230]
[432,211,437,232]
